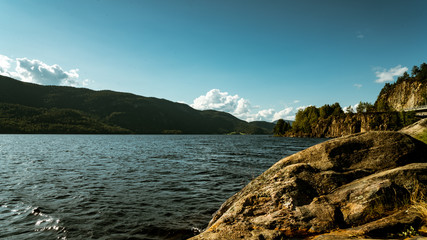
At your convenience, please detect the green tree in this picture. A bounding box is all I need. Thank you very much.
[366,103,375,112]
[273,119,292,136]
[369,114,382,130]
[396,72,410,84]
[356,102,364,113]
[274,119,285,136]
[376,99,391,112]
[319,104,334,119]
[399,111,417,127]
[331,102,344,116]
[292,106,319,134]
[283,121,291,133]
[306,106,320,128]
[356,102,375,113]
[418,63,427,80]
[412,65,420,77]
[378,83,393,97]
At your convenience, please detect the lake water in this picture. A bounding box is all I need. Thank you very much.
[0,135,325,240]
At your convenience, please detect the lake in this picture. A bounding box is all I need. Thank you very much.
[0,135,325,240]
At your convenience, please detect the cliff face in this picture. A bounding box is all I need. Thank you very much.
[190,130,427,240]
[288,112,415,138]
[376,80,427,111]
[313,78,427,138]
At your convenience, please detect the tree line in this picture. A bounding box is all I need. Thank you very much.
[0,103,130,134]
[274,102,418,136]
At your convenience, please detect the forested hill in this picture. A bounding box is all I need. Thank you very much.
[0,75,273,134]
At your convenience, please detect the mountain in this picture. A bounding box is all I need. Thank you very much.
[0,103,130,134]
[248,121,276,134]
[0,75,271,134]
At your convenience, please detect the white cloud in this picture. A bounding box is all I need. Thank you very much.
[344,103,359,113]
[191,89,253,120]
[251,109,275,122]
[0,55,12,73]
[235,98,251,115]
[353,83,362,89]
[297,105,311,111]
[0,54,89,87]
[273,107,294,121]
[191,89,300,122]
[374,65,408,83]
[191,89,247,114]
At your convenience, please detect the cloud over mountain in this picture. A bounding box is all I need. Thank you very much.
[0,54,88,87]
[191,89,298,122]
[191,89,251,119]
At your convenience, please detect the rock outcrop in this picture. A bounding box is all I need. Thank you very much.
[190,131,427,240]
[310,112,412,138]
[285,112,418,138]
[376,80,427,111]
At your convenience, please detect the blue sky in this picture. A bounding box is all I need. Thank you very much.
[0,0,426,121]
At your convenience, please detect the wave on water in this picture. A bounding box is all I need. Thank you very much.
[0,202,66,239]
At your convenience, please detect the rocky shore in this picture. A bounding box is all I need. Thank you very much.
[190,120,427,240]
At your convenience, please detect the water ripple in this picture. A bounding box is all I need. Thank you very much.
[0,134,325,239]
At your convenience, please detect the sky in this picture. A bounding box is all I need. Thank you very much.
[0,0,426,121]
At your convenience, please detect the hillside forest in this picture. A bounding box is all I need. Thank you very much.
[0,75,273,134]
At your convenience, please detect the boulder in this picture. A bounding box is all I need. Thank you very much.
[190,131,427,240]
[400,118,427,138]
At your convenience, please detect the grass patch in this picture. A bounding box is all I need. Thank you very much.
[387,182,427,238]
[411,182,427,224]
